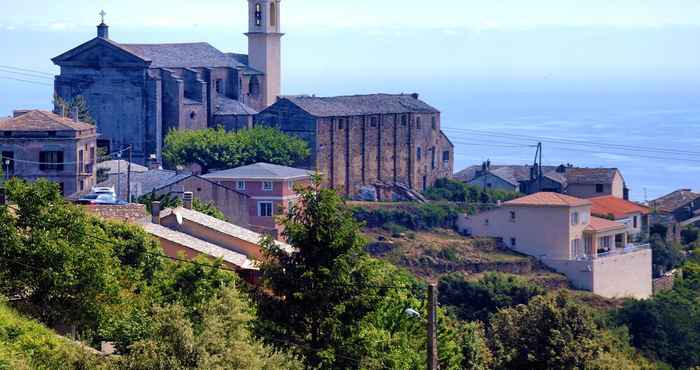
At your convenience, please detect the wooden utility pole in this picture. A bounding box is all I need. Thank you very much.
[127,145,132,203]
[427,283,438,370]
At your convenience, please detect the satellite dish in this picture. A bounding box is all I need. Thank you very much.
[175,211,183,225]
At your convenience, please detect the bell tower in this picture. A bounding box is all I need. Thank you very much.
[246,0,283,108]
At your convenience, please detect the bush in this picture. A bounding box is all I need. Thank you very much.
[423,178,520,203]
[439,272,544,322]
[351,202,460,231]
[650,235,685,277]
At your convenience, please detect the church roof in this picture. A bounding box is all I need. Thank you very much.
[0,110,94,132]
[214,97,258,116]
[202,162,312,181]
[282,94,440,117]
[120,42,247,69]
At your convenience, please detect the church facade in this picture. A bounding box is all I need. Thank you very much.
[52,0,282,164]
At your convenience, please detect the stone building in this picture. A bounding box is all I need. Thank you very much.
[256,94,454,197]
[0,110,97,196]
[51,0,283,164]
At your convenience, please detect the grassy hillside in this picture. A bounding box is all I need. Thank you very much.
[0,299,111,370]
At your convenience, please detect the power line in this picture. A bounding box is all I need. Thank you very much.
[1,147,131,166]
[0,65,54,76]
[0,68,54,80]
[0,76,53,87]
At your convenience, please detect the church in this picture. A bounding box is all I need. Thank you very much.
[52,0,283,164]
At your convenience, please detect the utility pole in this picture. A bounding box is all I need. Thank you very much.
[127,145,132,203]
[427,283,438,370]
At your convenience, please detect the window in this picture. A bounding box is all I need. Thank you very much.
[89,146,95,164]
[484,219,489,226]
[1,151,14,175]
[78,150,84,174]
[47,131,56,137]
[401,115,408,127]
[571,239,582,258]
[633,215,638,228]
[510,211,516,222]
[442,151,450,164]
[262,181,273,191]
[270,2,277,27]
[288,180,294,191]
[249,77,260,96]
[370,117,378,128]
[2,132,10,138]
[422,175,427,191]
[255,3,262,26]
[416,147,422,161]
[595,184,604,193]
[570,211,579,225]
[215,79,223,94]
[79,179,84,191]
[237,180,246,190]
[430,147,435,169]
[581,211,589,225]
[39,151,63,171]
[338,119,345,130]
[258,201,273,217]
[416,117,421,129]
[431,116,436,130]
[189,111,196,119]
[510,238,517,247]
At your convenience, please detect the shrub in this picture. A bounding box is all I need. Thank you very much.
[423,178,520,203]
[351,202,460,231]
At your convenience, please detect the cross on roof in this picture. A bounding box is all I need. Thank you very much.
[99,10,106,24]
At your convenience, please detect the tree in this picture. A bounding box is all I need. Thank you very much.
[53,94,96,125]
[650,235,685,277]
[138,191,227,221]
[439,272,544,322]
[488,292,603,369]
[423,178,520,204]
[162,127,310,173]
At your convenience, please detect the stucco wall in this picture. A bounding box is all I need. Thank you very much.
[591,248,652,299]
[566,171,625,199]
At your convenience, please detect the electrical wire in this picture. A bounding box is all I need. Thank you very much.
[1,147,131,165]
[0,76,53,86]
[0,65,54,76]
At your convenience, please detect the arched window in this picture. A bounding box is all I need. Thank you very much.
[249,76,260,96]
[255,3,262,26]
[270,2,277,27]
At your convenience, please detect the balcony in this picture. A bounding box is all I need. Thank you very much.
[576,243,650,261]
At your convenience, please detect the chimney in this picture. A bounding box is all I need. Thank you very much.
[151,201,161,225]
[71,107,79,123]
[147,154,161,170]
[411,93,419,99]
[183,192,193,210]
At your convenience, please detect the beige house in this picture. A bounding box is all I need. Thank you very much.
[457,192,652,299]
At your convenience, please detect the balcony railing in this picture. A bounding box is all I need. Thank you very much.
[583,243,650,260]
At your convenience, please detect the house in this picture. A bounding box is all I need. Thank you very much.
[0,110,97,196]
[457,192,652,299]
[456,162,628,199]
[256,94,454,198]
[648,189,700,242]
[97,159,148,175]
[201,162,311,237]
[52,0,283,164]
[589,195,651,240]
[140,192,293,284]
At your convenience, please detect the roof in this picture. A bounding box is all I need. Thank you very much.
[214,96,258,116]
[585,216,626,233]
[0,110,94,131]
[141,222,256,270]
[454,164,620,186]
[83,203,148,223]
[590,196,650,219]
[454,164,557,183]
[120,42,246,69]
[97,169,191,198]
[281,94,440,117]
[562,167,620,185]
[202,162,312,181]
[504,192,591,207]
[97,160,149,175]
[651,189,700,213]
[160,206,293,254]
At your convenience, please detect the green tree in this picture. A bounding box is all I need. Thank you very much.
[138,191,227,221]
[650,235,685,277]
[439,272,545,322]
[423,178,520,204]
[162,126,310,173]
[488,292,603,369]
[53,94,96,125]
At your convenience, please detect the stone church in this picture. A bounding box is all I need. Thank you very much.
[52,0,283,164]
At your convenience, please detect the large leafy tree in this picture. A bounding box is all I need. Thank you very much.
[53,94,96,125]
[162,126,310,173]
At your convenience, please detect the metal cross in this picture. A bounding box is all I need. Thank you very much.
[99,10,106,24]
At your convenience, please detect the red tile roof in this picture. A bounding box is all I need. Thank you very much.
[504,192,591,207]
[0,110,94,132]
[590,196,650,219]
[83,204,148,223]
[585,216,626,233]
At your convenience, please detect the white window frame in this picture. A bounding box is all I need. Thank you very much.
[258,201,273,217]
[262,181,273,191]
[571,212,579,225]
[581,211,589,225]
[288,180,294,191]
[236,180,246,190]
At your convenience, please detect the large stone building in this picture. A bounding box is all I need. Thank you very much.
[52,0,283,164]
[256,94,454,197]
[0,110,97,196]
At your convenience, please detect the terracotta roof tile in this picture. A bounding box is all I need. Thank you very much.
[590,196,650,219]
[84,203,148,223]
[504,192,591,207]
[585,216,626,232]
[0,110,94,131]
[650,189,700,213]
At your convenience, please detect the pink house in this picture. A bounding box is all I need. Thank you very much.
[458,192,652,299]
[202,162,312,237]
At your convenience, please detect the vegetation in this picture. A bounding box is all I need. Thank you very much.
[423,178,520,204]
[351,201,461,231]
[650,235,686,277]
[439,272,545,322]
[53,94,96,125]
[138,191,227,221]
[162,126,310,173]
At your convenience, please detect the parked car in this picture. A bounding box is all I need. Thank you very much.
[91,186,116,198]
[77,193,126,205]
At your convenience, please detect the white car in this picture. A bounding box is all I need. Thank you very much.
[91,186,116,198]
